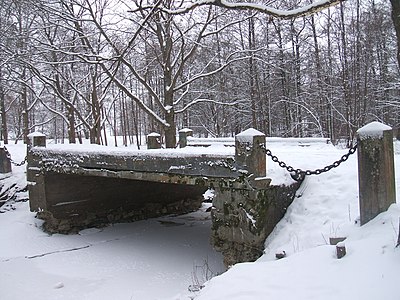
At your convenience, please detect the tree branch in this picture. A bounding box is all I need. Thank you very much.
[133,0,344,19]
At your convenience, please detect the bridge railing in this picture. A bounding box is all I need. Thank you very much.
[186,136,235,147]
[25,128,267,183]
[177,128,330,149]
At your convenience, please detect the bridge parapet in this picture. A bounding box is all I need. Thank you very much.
[28,146,238,179]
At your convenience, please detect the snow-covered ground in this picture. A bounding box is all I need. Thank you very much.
[0,138,399,300]
[197,141,400,300]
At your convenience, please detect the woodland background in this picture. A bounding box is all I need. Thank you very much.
[0,0,398,148]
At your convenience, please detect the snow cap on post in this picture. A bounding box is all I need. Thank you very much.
[356,121,396,225]
[235,128,265,143]
[178,128,193,148]
[179,128,193,133]
[147,132,161,137]
[27,132,46,148]
[235,128,266,178]
[357,121,392,140]
[147,132,161,149]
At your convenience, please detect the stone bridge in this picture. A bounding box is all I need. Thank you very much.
[27,129,301,265]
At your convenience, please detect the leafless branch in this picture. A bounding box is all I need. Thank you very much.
[132,0,344,19]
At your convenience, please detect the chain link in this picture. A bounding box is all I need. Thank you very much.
[3,146,27,166]
[259,143,358,182]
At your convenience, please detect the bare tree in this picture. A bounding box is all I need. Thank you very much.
[76,0,252,147]
[390,0,400,69]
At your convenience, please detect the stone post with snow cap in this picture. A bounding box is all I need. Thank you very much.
[357,121,396,225]
[147,132,161,149]
[0,145,11,173]
[27,132,46,147]
[178,128,193,148]
[235,128,266,178]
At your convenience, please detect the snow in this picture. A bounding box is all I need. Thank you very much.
[165,105,173,113]
[27,132,46,137]
[187,136,234,145]
[165,0,340,19]
[1,139,400,300]
[235,128,265,143]
[357,121,393,140]
[197,204,400,300]
[179,128,193,133]
[41,142,234,158]
[0,202,224,300]
[244,210,256,227]
[147,132,161,137]
[196,141,400,300]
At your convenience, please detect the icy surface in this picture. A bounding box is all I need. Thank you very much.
[0,202,224,300]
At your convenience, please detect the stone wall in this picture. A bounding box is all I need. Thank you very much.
[210,177,302,266]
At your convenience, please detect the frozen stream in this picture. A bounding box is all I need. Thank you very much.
[0,200,225,300]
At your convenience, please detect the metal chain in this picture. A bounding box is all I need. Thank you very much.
[259,143,358,181]
[3,146,27,166]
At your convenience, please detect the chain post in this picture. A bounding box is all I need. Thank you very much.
[0,146,12,173]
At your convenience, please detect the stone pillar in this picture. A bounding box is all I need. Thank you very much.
[27,132,46,147]
[357,121,396,225]
[235,128,266,178]
[0,147,11,173]
[394,128,400,140]
[178,128,193,148]
[147,132,161,149]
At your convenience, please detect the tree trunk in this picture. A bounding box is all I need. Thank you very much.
[165,109,176,148]
[391,0,400,69]
[91,73,102,144]
[311,15,325,138]
[340,2,353,145]
[67,105,76,144]
[0,69,8,144]
[249,17,257,129]
[21,69,29,145]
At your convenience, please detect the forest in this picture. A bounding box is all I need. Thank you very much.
[0,0,398,148]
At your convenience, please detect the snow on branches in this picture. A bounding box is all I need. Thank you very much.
[132,0,344,19]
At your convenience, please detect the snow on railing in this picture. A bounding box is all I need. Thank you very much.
[183,135,330,148]
[186,136,235,147]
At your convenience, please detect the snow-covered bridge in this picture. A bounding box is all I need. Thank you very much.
[27,129,301,265]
